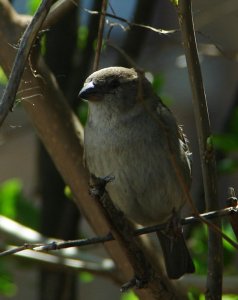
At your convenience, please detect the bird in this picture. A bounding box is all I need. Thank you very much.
[78,66,195,279]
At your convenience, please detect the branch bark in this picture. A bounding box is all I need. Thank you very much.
[93,0,107,71]
[177,1,223,299]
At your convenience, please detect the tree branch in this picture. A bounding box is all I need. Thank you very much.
[85,9,175,35]
[93,0,108,71]
[43,0,78,29]
[1,204,237,257]
[177,1,223,299]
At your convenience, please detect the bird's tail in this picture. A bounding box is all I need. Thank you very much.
[156,230,195,279]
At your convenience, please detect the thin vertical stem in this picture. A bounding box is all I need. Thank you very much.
[178,0,223,299]
[93,0,107,72]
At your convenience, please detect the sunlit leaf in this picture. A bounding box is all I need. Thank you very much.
[222,295,238,300]
[0,179,39,229]
[27,0,41,15]
[121,291,139,300]
[0,67,7,85]
[64,186,72,199]
[171,0,179,6]
[0,179,20,219]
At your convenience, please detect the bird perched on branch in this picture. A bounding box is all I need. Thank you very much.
[79,66,195,279]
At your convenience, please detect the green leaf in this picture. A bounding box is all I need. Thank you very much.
[171,0,179,6]
[0,179,39,229]
[77,103,88,126]
[121,291,139,300]
[212,134,238,152]
[0,275,17,297]
[27,0,41,14]
[77,26,89,50]
[79,272,94,283]
[0,179,20,219]
[152,74,165,94]
[228,107,238,134]
[187,287,201,300]
[0,67,7,85]
[190,226,208,274]
[222,295,238,300]
[222,223,236,268]
[218,158,238,174]
[64,186,72,199]
[150,73,173,106]
[0,262,17,297]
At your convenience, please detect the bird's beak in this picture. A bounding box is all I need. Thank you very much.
[78,81,102,102]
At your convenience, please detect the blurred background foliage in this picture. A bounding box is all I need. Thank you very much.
[0,0,238,299]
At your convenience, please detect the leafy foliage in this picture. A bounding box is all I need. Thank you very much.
[151,73,173,106]
[213,107,238,173]
[0,179,39,230]
[77,102,88,126]
[0,179,40,297]
[213,134,238,153]
[191,222,236,274]
[79,272,94,283]
[0,261,17,297]
[26,0,41,15]
[77,26,89,50]
[121,291,139,300]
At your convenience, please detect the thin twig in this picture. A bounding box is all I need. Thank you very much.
[93,0,108,72]
[0,243,40,256]
[178,1,223,299]
[1,206,237,257]
[106,42,142,71]
[34,234,113,251]
[85,9,176,35]
[0,0,54,127]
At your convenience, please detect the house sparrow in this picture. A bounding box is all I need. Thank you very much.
[79,66,195,279]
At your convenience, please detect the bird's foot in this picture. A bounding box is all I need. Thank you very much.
[120,275,149,292]
[162,209,183,241]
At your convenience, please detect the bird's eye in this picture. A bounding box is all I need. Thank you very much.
[108,79,119,89]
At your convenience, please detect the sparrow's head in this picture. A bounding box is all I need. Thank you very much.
[78,67,154,113]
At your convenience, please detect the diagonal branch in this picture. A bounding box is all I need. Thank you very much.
[177,1,223,299]
[43,0,78,29]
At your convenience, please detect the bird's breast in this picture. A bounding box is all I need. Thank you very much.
[84,116,190,226]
